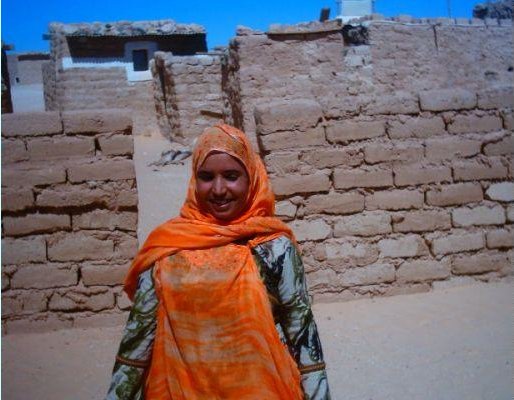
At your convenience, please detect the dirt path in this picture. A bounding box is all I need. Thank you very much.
[3,282,513,400]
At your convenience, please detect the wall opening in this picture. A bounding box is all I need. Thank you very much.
[132,49,149,71]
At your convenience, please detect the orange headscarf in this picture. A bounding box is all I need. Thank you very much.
[124,123,294,299]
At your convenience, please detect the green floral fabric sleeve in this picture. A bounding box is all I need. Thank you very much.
[252,236,331,400]
[106,268,158,400]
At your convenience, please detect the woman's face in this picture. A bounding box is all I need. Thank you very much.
[196,152,250,221]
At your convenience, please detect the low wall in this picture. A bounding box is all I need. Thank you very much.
[1,110,138,333]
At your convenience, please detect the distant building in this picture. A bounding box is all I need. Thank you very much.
[7,52,50,85]
[337,0,375,22]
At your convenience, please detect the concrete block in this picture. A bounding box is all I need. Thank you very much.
[394,165,451,186]
[393,210,452,233]
[340,263,395,286]
[98,135,134,156]
[452,205,506,227]
[304,192,364,215]
[47,233,114,262]
[426,183,483,206]
[3,213,70,236]
[254,99,322,134]
[62,109,132,134]
[452,253,510,274]
[81,263,130,286]
[301,148,363,169]
[334,211,391,237]
[271,172,330,196]
[1,111,62,137]
[327,120,385,143]
[378,235,429,258]
[477,86,514,109]
[1,139,28,163]
[67,159,136,183]
[260,126,326,151]
[364,143,424,164]
[431,232,485,255]
[11,264,79,289]
[453,160,508,181]
[486,182,514,201]
[2,165,66,188]
[486,228,514,249]
[365,189,424,211]
[288,219,331,242]
[484,135,514,156]
[2,236,47,265]
[419,88,476,111]
[397,259,451,282]
[1,188,34,212]
[388,116,446,139]
[72,210,137,231]
[425,138,481,161]
[334,167,393,189]
[448,114,503,134]
[27,136,95,160]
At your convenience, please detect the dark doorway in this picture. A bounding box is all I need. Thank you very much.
[132,49,149,71]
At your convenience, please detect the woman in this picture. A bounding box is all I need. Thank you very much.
[106,123,331,399]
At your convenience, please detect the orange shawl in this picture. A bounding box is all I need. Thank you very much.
[124,123,302,399]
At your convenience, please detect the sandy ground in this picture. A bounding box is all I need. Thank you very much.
[2,135,513,399]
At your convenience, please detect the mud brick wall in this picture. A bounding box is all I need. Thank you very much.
[152,52,224,142]
[1,110,138,333]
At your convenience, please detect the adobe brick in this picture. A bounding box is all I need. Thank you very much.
[394,165,452,186]
[2,272,10,290]
[324,240,379,266]
[67,159,136,183]
[1,111,62,137]
[452,253,510,274]
[1,294,23,317]
[3,213,70,236]
[378,234,429,258]
[3,314,73,334]
[288,219,331,241]
[73,210,137,231]
[271,172,330,196]
[327,120,385,143]
[477,86,514,109]
[301,148,363,169]
[365,189,424,211]
[452,205,506,227]
[11,264,78,289]
[2,139,28,163]
[363,91,419,115]
[419,88,476,111]
[254,99,323,134]
[47,232,114,262]
[425,138,481,161]
[98,135,134,156]
[36,185,111,208]
[49,290,115,312]
[81,263,129,286]
[1,188,34,212]
[501,109,513,130]
[275,200,297,219]
[114,233,138,260]
[2,165,66,188]
[448,114,503,134]
[397,259,450,282]
[304,192,364,215]
[27,136,95,160]
[431,232,485,255]
[486,182,514,202]
[484,135,514,156]
[340,263,395,286]
[486,228,514,249]
[364,143,424,164]
[62,109,132,134]
[260,126,326,151]
[333,167,393,189]
[508,205,514,222]
[426,183,483,206]
[453,160,508,181]
[387,116,446,139]
[2,236,46,265]
[393,210,452,233]
[334,211,392,237]
[115,189,139,208]
[264,153,301,174]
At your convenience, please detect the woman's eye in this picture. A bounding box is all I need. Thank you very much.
[225,173,240,181]
[197,172,213,181]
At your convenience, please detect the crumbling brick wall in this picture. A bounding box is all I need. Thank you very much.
[152,52,224,142]
[1,110,138,332]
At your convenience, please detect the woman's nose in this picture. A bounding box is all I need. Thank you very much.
[212,177,227,196]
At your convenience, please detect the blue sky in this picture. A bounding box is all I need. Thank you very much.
[2,0,481,53]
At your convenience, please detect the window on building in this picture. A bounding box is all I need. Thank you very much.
[132,49,149,71]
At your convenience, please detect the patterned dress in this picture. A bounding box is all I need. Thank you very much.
[106,236,331,400]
